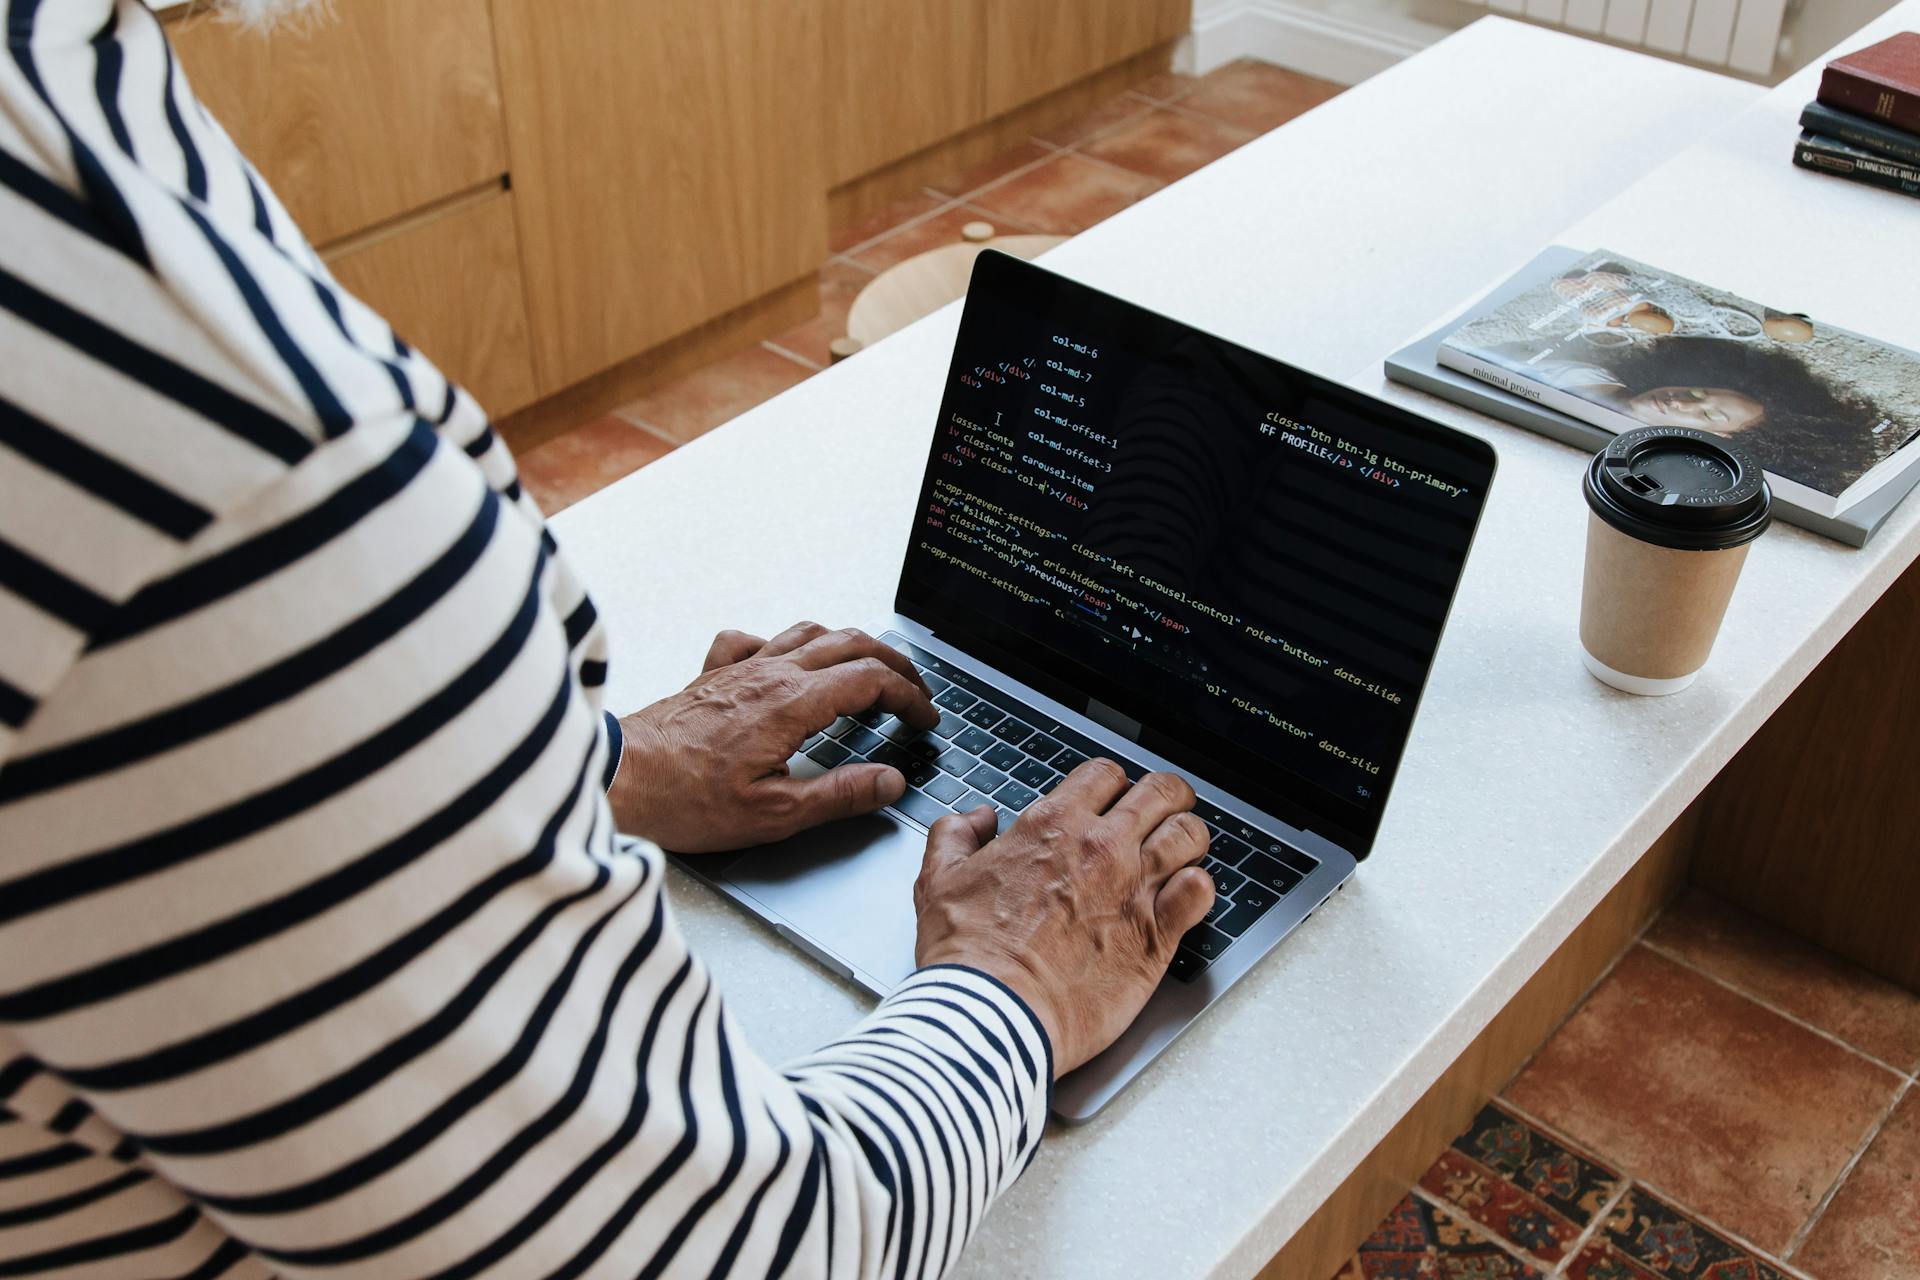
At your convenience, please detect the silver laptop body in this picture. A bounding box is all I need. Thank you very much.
[676,253,1496,1122]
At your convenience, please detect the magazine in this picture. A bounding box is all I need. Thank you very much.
[1436,249,1920,518]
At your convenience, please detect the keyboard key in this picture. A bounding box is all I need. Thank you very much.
[1202,860,1246,897]
[934,687,975,713]
[992,780,1038,811]
[919,672,951,697]
[1011,758,1055,790]
[1233,883,1277,916]
[1019,743,1060,769]
[1204,894,1233,927]
[1051,748,1089,774]
[894,639,946,672]
[981,741,1023,772]
[1218,900,1271,937]
[1193,799,1232,829]
[891,787,953,830]
[1211,835,1255,868]
[938,664,983,694]
[1221,821,1282,852]
[1024,734,1063,762]
[1050,726,1101,756]
[989,718,1034,747]
[841,726,885,756]
[1271,843,1321,876]
[953,672,992,700]
[963,764,1008,792]
[929,711,967,739]
[956,790,997,813]
[1197,804,1308,862]
[805,740,852,768]
[1218,813,1317,875]
[899,737,944,763]
[906,761,941,789]
[935,747,979,777]
[961,703,1004,731]
[876,716,917,742]
[869,743,920,774]
[854,708,887,727]
[1181,924,1233,963]
[823,716,859,739]
[954,727,996,755]
[802,732,824,750]
[924,772,967,803]
[1167,950,1208,983]
[1239,851,1303,895]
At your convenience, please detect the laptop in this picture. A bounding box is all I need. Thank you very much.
[677,251,1497,1121]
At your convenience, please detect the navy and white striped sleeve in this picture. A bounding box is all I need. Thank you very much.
[0,2,1051,1276]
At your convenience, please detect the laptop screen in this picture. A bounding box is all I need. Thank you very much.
[896,252,1496,856]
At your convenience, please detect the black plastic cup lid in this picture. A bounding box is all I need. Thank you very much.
[1583,427,1772,551]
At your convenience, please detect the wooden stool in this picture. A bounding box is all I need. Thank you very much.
[833,222,1066,362]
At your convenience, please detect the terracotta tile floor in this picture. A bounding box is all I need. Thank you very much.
[513,58,1342,515]
[510,414,672,513]
[1331,888,1920,1279]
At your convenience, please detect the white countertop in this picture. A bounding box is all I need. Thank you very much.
[549,15,1920,1278]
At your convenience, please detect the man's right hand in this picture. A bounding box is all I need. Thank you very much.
[912,760,1215,1076]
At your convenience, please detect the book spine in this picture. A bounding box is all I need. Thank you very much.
[1433,344,1648,437]
[1794,138,1920,201]
[1819,64,1920,134]
[1799,102,1920,166]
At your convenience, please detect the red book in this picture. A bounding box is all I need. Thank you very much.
[1819,32,1920,134]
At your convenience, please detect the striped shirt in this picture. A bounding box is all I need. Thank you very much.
[0,2,1050,1276]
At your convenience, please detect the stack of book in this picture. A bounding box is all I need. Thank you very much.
[1795,31,1920,200]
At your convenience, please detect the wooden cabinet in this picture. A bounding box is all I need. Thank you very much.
[825,0,1189,186]
[324,191,540,416]
[825,0,986,184]
[170,0,534,416]
[169,0,508,248]
[167,0,1187,424]
[490,0,828,392]
[984,0,1190,116]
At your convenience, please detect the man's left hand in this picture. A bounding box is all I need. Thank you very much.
[609,622,937,852]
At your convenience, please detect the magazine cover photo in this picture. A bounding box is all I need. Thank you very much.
[1444,250,1920,500]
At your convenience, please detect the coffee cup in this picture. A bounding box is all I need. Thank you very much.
[1580,426,1771,695]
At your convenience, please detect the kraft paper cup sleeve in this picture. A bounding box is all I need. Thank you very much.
[1580,512,1751,684]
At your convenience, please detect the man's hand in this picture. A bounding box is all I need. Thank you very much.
[913,761,1215,1076]
[610,622,937,852]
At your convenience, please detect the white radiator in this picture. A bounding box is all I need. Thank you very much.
[1462,0,1789,74]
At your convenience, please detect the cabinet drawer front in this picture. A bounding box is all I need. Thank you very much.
[827,0,986,183]
[326,190,540,418]
[985,0,1189,115]
[169,0,508,247]
[492,0,828,391]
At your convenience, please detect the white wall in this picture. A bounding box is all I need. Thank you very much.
[1185,0,1457,82]
[1781,0,1900,72]
[1191,0,1898,83]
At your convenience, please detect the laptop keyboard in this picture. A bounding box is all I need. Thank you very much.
[789,632,1321,982]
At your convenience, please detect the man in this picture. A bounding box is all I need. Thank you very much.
[0,1,1215,1276]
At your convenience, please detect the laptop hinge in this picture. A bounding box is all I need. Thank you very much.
[1084,698,1142,742]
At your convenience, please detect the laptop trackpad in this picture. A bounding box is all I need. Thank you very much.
[722,813,926,991]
